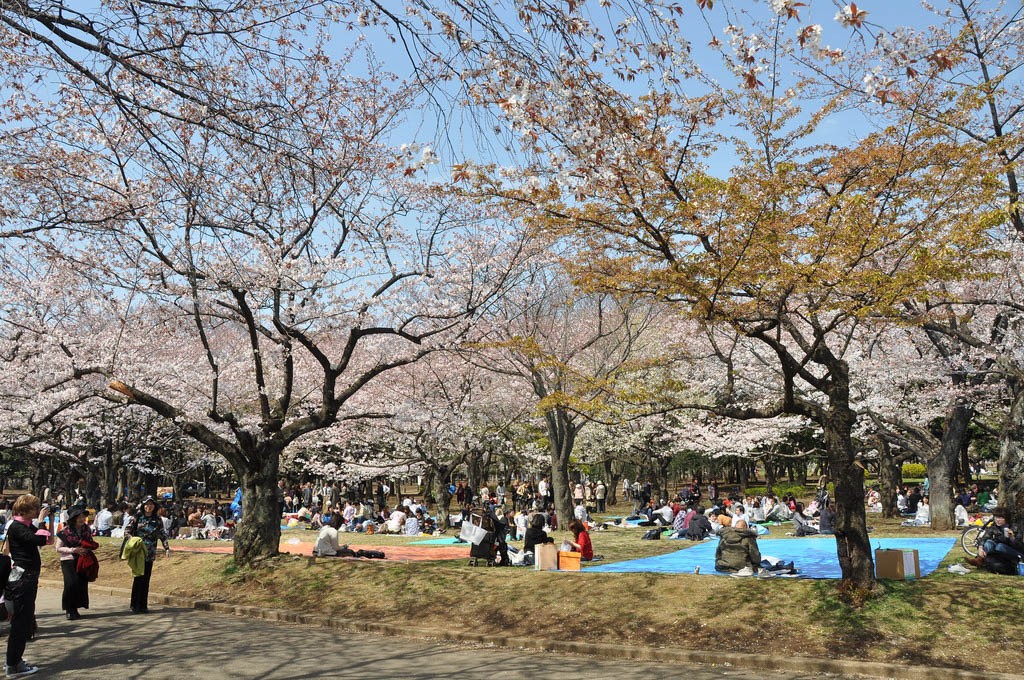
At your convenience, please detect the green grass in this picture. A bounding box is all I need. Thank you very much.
[39,505,1024,670]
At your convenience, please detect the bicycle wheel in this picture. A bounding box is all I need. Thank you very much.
[961,526,982,557]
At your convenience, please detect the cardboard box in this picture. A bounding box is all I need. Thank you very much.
[534,542,558,571]
[558,550,582,571]
[875,548,920,579]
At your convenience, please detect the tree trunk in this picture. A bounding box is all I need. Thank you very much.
[998,380,1024,534]
[84,467,101,508]
[795,461,807,487]
[929,403,973,531]
[432,464,454,529]
[959,437,973,486]
[823,370,874,590]
[603,459,619,507]
[545,406,577,530]
[233,444,282,566]
[876,441,902,519]
[765,460,777,496]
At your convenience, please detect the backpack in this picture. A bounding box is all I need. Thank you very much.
[982,551,1019,575]
[641,528,661,540]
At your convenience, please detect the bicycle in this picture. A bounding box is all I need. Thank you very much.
[960,517,994,557]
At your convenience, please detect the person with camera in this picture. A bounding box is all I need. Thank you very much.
[4,494,51,678]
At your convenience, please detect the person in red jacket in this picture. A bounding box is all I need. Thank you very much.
[567,520,594,561]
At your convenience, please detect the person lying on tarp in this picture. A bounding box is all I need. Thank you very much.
[714,519,761,576]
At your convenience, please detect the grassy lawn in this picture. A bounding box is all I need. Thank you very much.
[40,507,1024,670]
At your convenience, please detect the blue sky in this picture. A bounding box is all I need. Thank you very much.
[331,1,996,177]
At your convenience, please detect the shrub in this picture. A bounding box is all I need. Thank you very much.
[744,483,814,500]
[902,463,926,479]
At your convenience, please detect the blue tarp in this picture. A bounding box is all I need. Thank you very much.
[583,536,957,578]
[409,537,465,545]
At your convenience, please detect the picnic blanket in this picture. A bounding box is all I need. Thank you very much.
[409,537,465,545]
[178,541,469,562]
[583,536,956,578]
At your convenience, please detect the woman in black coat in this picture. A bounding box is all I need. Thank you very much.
[55,507,96,620]
[4,494,49,678]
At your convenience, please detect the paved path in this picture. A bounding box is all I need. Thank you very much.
[18,588,845,679]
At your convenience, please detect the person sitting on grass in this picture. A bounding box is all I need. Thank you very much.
[967,507,1024,570]
[685,506,712,540]
[818,501,836,535]
[729,504,750,527]
[749,500,765,523]
[403,509,420,536]
[790,503,818,536]
[523,513,554,554]
[313,514,344,557]
[566,520,594,561]
[715,519,761,575]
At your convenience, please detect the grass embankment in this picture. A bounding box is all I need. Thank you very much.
[40,512,1024,670]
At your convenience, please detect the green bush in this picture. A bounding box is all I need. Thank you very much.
[902,463,926,479]
[744,483,814,500]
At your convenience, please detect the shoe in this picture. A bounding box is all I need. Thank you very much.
[947,564,971,574]
[757,568,774,578]
[731,566,755,577]
[66,609,81,621]
[4,660,39,678]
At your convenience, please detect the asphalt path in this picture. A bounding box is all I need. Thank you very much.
[9,587,847,679]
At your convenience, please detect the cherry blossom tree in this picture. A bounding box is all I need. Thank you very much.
[806,0,1024,530]
[0,25,527,565]
[408,0,1003,589]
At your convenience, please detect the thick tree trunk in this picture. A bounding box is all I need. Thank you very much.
[545,407,577,529]
[465,454,485,499]
[84,468,101,508]
[929,403,972,531]
[432,464,454,529]
[233,445,282,566]
[824,369,874,590]
[765,460,777,496]
[998,381,1024,533]
[603,459,620,507]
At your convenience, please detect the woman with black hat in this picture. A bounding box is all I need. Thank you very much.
[54,507,97,620]
[120,496,170,614]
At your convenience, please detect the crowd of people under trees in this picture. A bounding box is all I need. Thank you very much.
[0,464,1020,678]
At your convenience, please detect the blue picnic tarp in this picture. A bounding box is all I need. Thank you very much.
[583,536,956,578]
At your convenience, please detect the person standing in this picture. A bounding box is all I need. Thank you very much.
[595,481,606,513]
[121,496,170,614]
[55,507,97,620]
[5,494,50,678]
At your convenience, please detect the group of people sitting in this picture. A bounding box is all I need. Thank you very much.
[615,490,835,542]
[306,498,440,550]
